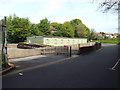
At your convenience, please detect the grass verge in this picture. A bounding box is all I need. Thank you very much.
[91,38,120,44]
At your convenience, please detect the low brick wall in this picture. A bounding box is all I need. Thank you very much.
[78,43,102,54]
[7,44,18,48]
[7,47,68,59]
[69,42,95,50]
[7,42,95,59]
[8,48,42,59]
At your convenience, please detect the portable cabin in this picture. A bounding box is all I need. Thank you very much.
[27,36,87,46]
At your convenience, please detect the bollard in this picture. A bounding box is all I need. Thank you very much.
[78,44,80,50]
[55,47,56,55]
[66,46,68,56]
[70,46,72,57]
[78,44,80,55]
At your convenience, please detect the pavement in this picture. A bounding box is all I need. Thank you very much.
[2,44,120,88]
[4,55,72,76]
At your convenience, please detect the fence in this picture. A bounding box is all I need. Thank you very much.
[7,42,96,59]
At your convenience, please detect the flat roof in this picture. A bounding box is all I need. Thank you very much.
[27,36,87,39]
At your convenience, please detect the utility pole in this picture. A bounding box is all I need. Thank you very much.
[0,21,2,71]
[4,16,8,67]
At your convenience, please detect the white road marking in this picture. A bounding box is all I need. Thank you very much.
[109,58,120,70]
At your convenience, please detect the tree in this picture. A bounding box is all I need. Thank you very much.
[61,21,74,37]
[52,30,63,37]
[92,0,119,13]
[7,14,31,43]
[84,24,91,38]
[76,23,91,38]
[88,28,96,40]
[37,18,50,35]
[70,19,82,26]
[76,24,87,38]
[50,22,59,29]
[50,22,63,36]
[70,19,82,37]
[5,14,91,42]
[29,24,44,36]
[100,32,105,36]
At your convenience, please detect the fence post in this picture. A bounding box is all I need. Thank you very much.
[78,44,80,55]
[70,46,72,57]
[54,47,56,55]
[43,48,45,55]
[60,46,62,55]
[100,40,102,48]
[50,47,51,55]
[78,44,80,50]
[66,46,69,56]
[54,47,55,55]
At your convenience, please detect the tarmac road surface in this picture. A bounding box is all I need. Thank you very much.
[2,44,119,88]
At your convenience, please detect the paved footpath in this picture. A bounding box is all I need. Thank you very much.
[6,55,70,76]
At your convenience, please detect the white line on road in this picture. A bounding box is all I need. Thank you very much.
[109,58,120,70]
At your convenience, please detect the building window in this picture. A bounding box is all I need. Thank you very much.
[46,39,49,44]
[54,39,57,44]
[84,40,86,43]
[61,39,63,44]
[73,40,75,44]
[29,40,31,43]
[81,40,83,43]
[68,40,70,43]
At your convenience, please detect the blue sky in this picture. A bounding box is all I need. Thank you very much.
[0,0,118,33]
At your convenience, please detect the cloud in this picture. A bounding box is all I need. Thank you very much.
[0,0,92,19]
[0,0,118,33]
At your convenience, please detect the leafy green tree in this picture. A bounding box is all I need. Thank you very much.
[70,19,82,37]
[37,18,50,35]
[7,14,31,43]
[88,28,96,40]
[100,32,105,36]
[76,24,87,38]
[84,24,91,38]
[52,30,63,37]
[50,22,63,30]
[5,14,91,43]
[50,22,59,28]
[61,21,74,37]
[76,23,90,38]
[29,24,44,36]
[70,19,82,26]
[50,22,63,36]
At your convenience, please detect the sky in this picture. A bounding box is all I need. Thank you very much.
[0,0,118,33]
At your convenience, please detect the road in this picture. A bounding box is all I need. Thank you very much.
[2,44,119,88]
